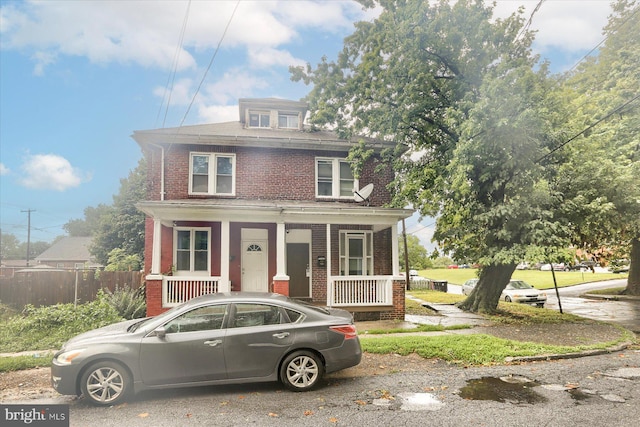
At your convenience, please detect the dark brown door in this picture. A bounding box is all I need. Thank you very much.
[287,243,310,298]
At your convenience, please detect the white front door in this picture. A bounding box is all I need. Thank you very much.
[241,229,268,292]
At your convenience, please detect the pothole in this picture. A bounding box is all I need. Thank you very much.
[458,376,547,404]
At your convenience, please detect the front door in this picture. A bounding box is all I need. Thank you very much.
[287,243,310,297]
[241,229,268,292]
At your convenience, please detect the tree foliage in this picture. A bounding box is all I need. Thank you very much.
[292,0,564,312]
[399,234,430,270]
[91,158,147,266]
[556,0,640,293]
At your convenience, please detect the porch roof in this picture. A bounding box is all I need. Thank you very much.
[137,199,414,231]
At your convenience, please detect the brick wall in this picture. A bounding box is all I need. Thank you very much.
[144,144,393,205]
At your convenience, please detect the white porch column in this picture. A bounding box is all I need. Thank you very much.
[151,218,162,275]
[273,222,289,280]
[391,223,400,276]
[221,220,231,291]
[326,223,332,306]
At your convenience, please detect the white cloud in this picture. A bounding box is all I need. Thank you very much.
[0,163,10,175]
[19,154,89,191]
[493,0,613,54]
[0,1,360,74]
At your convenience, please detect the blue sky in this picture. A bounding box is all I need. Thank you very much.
[0,0,614,251]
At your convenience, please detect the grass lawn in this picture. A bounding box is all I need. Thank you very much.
[417,268,627,289]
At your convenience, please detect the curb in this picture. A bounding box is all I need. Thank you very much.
[505,341,634,363]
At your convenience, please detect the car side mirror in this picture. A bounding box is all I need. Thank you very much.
[153,326,167,339]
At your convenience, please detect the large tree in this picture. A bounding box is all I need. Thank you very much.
[556,0,640,293]
[90,158,147,266]
[292,0,561,312]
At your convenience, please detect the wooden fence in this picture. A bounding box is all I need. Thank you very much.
[0,270,144,310]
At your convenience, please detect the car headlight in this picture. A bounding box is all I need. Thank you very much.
[55,348,86,365]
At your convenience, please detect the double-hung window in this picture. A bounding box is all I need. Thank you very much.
[339,231,373,276]
[190,153,235,195]
[316,158,358,199]
[249,111,270,128]
[278,112,299,129]
[175,228,210,275]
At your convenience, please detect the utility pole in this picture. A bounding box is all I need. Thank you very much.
[21,209,35,267]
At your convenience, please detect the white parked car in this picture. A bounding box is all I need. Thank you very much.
[461,278,478,295]
[501,280,547,307]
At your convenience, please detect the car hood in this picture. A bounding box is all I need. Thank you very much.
[62,318,146,348]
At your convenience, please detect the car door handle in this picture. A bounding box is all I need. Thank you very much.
[204,339,222,347]
[273,332,290,339]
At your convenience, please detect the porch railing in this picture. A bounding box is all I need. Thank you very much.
[328,276,393,306]
[162,276,229,307]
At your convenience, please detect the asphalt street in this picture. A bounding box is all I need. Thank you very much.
[21,348,640,427]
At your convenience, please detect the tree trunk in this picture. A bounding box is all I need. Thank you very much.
[457,263,516,313]
[624,237,640,295]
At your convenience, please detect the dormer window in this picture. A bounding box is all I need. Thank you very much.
[278,112,299,129]
[249,111,270,128]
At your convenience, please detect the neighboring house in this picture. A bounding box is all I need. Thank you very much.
[133,98,413,319]
[34,236,102,270]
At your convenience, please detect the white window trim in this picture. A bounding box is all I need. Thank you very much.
[278,112,300,129]
[339,230,373,276]
[189,152,236,196]
[315,157,359,199]
[173,227,211,276]
[248,110,271,128]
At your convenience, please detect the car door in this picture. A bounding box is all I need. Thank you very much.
[224,303,295,379]
[139,304,228,386]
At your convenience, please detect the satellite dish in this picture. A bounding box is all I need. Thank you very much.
[354,183,374,204]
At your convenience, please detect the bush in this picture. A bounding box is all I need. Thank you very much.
[99,285,146,320]
[0,299,124,353]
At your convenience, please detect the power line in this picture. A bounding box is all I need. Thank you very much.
[156,0,192,128]
[180,0,241,127]
[536,92,640,164]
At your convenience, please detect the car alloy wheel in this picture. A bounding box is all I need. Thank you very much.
[280,350,324,391]
[81,361,131,405]
[505,296,512,302]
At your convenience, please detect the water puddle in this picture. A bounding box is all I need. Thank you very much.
[459,376,547,404]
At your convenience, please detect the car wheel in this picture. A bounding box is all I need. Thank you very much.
[505,296,512,302]
[537,303,545,308]
[280,350,324,392]
[80,361,131,406]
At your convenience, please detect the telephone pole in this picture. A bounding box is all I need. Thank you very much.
[21,209,35,267]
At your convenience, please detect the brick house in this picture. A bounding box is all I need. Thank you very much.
[132,98,413,320]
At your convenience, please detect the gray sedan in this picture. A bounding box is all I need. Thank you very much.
[51,292,362,406]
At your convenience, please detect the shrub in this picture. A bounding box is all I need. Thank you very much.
[0,299,124,353]
[99,285,146,320]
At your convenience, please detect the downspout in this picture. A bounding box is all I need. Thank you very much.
[147,142,166,201]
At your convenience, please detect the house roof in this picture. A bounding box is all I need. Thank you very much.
[137,198,414,232]
[34,236,98,264]
[132,121,395,152]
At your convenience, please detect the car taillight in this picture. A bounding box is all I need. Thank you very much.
[330,325,358,340]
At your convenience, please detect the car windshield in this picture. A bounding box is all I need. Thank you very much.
[509,281,533,290]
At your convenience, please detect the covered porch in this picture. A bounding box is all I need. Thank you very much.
[138,199,413,319]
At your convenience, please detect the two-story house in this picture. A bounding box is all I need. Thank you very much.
[133,98,413,320]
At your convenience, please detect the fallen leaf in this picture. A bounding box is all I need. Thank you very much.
[565,383,579,389]
[268,413,278,417]
[355,400,367,406]
[304,410,314,416]
[185,414,192,418]
[138,413,149,418]
[220,401,229,406]
[329,417,339,423]
[238,395,246,400]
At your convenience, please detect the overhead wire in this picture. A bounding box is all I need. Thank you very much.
[156,0,192,128]
[179,0,241,128]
